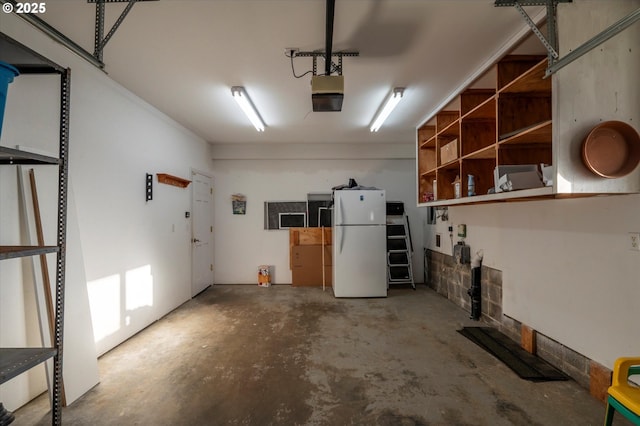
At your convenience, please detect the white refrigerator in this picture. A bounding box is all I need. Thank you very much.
[332,189,387,298]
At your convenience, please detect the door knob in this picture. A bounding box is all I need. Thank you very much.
[192,238,201,243]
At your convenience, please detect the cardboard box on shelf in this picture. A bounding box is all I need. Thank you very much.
[497,171,543,192]
[440,139,458,164]
[494,165,540,193]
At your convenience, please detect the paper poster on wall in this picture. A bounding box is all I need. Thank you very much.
[231,194,246,215]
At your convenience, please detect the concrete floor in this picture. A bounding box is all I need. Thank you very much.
[12,285,625,425]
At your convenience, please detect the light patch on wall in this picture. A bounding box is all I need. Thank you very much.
[125,265,154,312]
[87,274,121,343]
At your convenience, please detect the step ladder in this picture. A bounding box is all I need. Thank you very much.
[386,211,415,290]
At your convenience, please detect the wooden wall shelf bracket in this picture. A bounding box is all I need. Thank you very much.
[156,173,191,188]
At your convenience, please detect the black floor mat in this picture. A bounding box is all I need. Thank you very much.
[457,327,568,382]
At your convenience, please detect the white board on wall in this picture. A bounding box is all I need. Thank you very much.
[16,162,99,405]
[61,181,100,403]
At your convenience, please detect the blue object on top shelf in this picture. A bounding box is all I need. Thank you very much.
[0,60,20,140]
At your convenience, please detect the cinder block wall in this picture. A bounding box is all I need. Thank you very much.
[424,249,601,395]
[425,250,508,330]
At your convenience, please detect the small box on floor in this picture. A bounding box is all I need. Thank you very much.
[258,265,271,287]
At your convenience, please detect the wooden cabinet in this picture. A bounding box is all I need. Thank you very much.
[418,42,640,206]
[417,55,554,205]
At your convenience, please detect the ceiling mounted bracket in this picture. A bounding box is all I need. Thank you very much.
[88,0,158,63]
[513,1,559,61]
[296,51,360,76]
[495,0,571,68]
[0,0,104,68]
[496,1,640,78]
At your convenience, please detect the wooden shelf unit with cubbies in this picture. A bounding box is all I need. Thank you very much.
[417,55,553,206]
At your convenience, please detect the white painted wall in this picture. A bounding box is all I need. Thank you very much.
[1,13,213,409]
[424,0,640,369]
[210,157,424,285]
[426,194,640,366]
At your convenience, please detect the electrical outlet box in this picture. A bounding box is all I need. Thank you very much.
[454,242,471,264]
[458,224,467,238]
[630,232,640,251]
[436,233,441,247]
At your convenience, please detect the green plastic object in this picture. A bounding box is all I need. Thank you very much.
[605,396,640,426]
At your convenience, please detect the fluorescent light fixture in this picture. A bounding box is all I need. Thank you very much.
[369,87,404,132]
[231,86,265,132]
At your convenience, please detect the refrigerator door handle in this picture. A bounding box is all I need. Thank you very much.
[339,195,346,225]
[339,225,345,254]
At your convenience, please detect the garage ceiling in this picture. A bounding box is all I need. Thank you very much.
[35,0,546,145]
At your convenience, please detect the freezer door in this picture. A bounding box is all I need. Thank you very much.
[332,225,387,298]
[334,190,386,225]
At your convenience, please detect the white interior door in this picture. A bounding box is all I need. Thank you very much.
[191,170,214,297]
